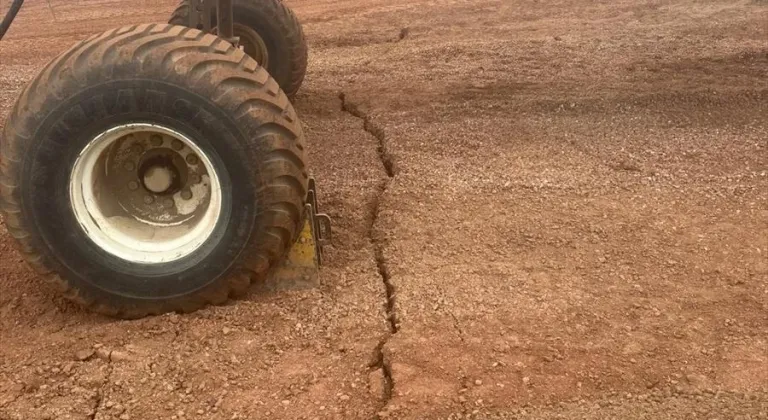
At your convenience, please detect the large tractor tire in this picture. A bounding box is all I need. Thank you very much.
[169,0,308,99]
[0,24,308,318]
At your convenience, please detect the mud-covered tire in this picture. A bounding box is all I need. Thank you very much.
[0,24,308,318]
[169,0,308,99]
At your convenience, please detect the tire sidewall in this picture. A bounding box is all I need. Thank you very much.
[22,79,256,302]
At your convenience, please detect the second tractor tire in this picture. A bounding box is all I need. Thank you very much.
[169,0,308,99]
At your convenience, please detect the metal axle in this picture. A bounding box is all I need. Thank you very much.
[188,0,237,45]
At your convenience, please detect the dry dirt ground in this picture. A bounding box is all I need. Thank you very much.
[1,0,767,419]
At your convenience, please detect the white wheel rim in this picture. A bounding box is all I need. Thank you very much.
[70,123,222,264]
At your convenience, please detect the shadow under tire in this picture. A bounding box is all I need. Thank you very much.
[169,0,308,99]
[0,24,308,318]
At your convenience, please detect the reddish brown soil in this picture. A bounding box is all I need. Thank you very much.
[1,0,767,419]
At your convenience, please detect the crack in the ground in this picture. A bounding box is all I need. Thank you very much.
[0,392,21,411]
[339,91,397,413]
[370,179,398,333]
[436,287,465,341]
[88,390,103,420]
[446,307,465,342]
[339,92,395,177]
[89,351,114,420]
[368,337,394,402]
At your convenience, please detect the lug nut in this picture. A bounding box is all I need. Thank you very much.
[180,190,193,200]
[186,154,198,165]
[131,144,144,154]
[150,135,163,147]
[123,161,135,171]
[143,195,154,204]
[190,174,201,184]
[171,139,184,151]
[128,181,139,190]
[163,198,174,208]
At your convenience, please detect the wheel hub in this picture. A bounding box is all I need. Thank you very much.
[69,123,222,264]
[234,23,269,68]
[209,24,269,67]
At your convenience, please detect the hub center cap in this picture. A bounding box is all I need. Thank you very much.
[143,166,174,193]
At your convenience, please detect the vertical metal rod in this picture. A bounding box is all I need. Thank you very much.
[189,0,211,31]
[217,0,234,41]
[0,0,25,41]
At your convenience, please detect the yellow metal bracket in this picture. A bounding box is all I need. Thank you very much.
[253,177,331,292]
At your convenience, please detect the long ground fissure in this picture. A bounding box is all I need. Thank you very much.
[339,92,397,409]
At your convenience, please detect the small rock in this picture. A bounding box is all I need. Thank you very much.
[24,377,44,391]
[222,327,231,335]
[522,377,531,385]
[368,369,386,400]
[75,349,95,361]
[62,362,75,375]
[685,373,707,386]
[110,351,133,362]
[339,394,350,401]
[281,399,290,406]
[95,348,111,361]
[474,379,483,386]
[119,415,130,420]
